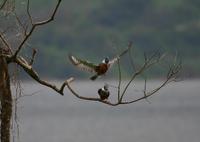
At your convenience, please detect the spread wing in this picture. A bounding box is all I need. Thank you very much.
[108,57,119,68]
[68,54,97,73]
[108,46,130,67]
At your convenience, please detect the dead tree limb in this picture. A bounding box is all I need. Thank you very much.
[64,46,181,106]
[12,41,180,106]
[13,0,62,57]
[0,0,181,109]
[29,48,37,65]
[0,32,12,54]
[0,0,8,10]
[65,61,181,106]
[10,42,131,97]
[13,55,67,95]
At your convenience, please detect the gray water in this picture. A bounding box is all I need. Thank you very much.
[13,80,200,142]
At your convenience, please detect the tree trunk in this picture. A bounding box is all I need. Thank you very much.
[0,56,12,142]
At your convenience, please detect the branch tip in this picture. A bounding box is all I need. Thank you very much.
[66,77,75,84]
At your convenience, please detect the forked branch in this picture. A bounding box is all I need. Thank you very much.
[14,55,67,95]
[13,40,180,106]
[0,31,12,54]
[13,54,118,104]
[0,0,8,10]
[13,0,62,57]
[121,65,181,105]
[66,52,181,106]
[1,0,181,106]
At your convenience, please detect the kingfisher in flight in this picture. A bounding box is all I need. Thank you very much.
[98,85,110,100]
[68,54,118,80]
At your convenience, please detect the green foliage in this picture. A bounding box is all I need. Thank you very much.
[14,0,200,78]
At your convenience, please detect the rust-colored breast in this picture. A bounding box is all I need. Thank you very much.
[96,63,108,75]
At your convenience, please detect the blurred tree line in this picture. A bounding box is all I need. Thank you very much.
[2,0,199,78]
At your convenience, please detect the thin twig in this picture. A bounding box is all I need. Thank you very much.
[0,0,8,10]
[143,77,151,103]
[121,63,181,104]
[128,43,136,71]
[119,59,148,102]
[27,0,33,25]
[14,56,67,95]
[65,82,120,106]
[14,12,27,36]
[13,0,62,57]
[118,41,132,58]
[29,48,36,65]
[117,59,121,101]
[119,52,165,102]
[0,32,12,54]
[14,90,42,102]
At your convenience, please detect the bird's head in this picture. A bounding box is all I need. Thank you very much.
[104,84,109,91]
[102,57,109,64]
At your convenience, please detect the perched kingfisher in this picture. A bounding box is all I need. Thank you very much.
[68,54,118,80]
[98,85,110,100]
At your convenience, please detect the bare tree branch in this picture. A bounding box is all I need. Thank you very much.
[0,0,8,10]
[29,48,36,65]
[13,0,62,57]
[65,81,120,106]
[120,78,170,104]
[128,43,136,71]
[119,52,163,102]
[0,33,9,49]
[0,32,12,54]
[9,55,120,105]
[10,43,180,106]
[14,12,27,37]
[121,62,181,104]
[117,59,121,101]
[1,0,181,107]
[118,41,132,58]
[116,42,132,101]
[64,47,181,106]
[27,0,33,25]
[13,56,67,95]
[143,77,151,103]
[65,65,179,106]
[10,43,127,106]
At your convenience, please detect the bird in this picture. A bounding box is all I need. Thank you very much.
[98,85,110,100]
[68,54,118,80]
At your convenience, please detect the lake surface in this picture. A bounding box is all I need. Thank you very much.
[12,80,200,142]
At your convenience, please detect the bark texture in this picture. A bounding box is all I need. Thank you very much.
[0,56,12,142]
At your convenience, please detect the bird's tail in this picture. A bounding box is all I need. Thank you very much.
[90,74,98,80]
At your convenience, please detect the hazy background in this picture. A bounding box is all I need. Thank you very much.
[1,0,200,142]
[1,0,199,79]
[15,81,200,142]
